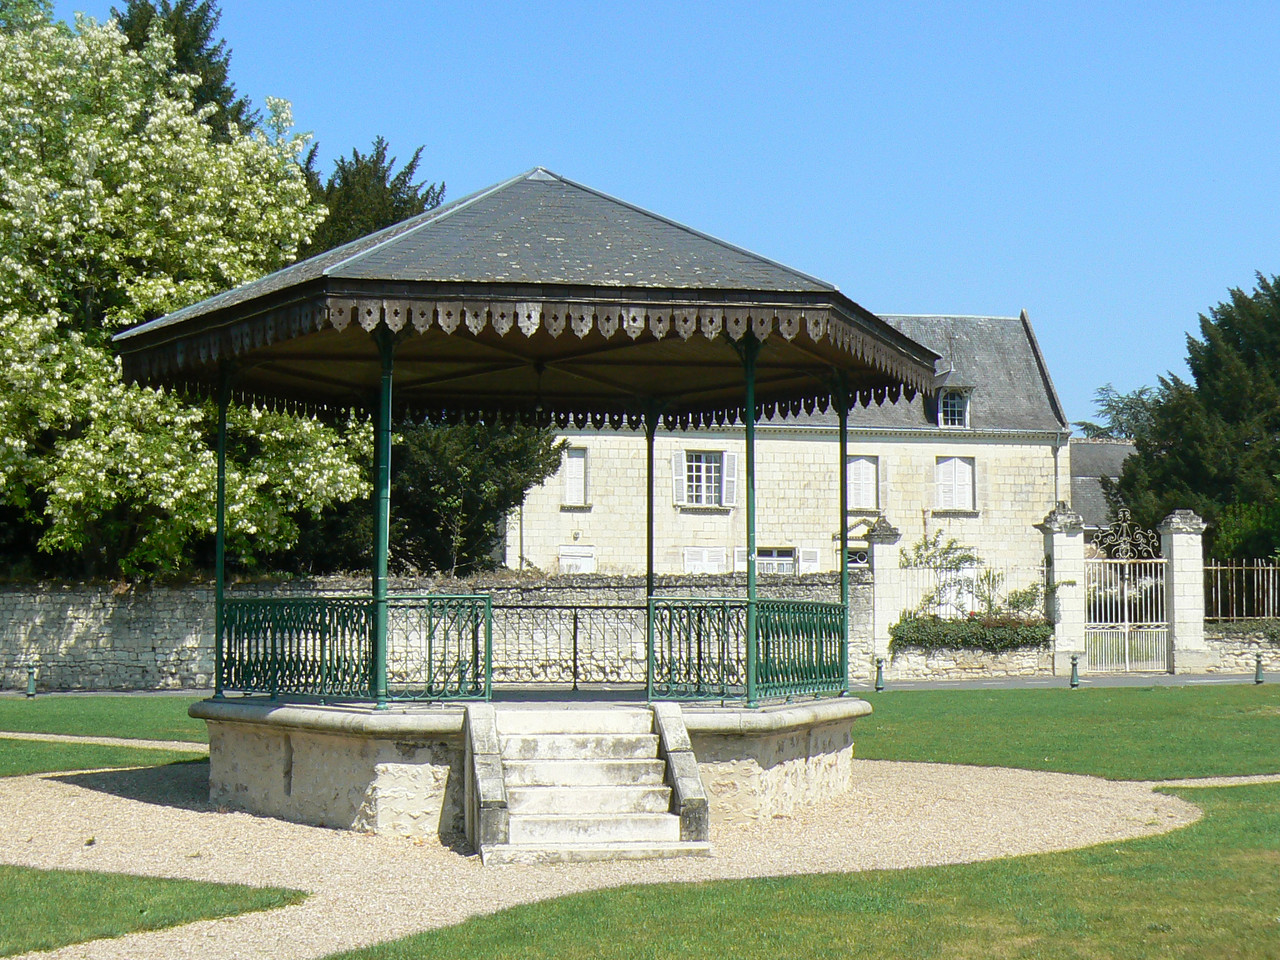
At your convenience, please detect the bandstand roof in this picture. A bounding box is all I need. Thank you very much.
[114,168,937,425]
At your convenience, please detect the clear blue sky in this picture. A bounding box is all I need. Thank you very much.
[56,0,1280,426]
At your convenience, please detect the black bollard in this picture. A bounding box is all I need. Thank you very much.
[1070,654,1079,689]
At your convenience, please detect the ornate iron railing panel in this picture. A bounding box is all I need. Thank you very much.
[386,594,491,700]
[649,597,846,701]
[490,604,648,685]
[649,598,748,699]
[756,598,847,698]
[221,596,373,697]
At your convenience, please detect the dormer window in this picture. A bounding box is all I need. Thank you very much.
[940,389,969,428]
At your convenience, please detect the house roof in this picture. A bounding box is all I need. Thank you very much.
[1070,439,1135,529]
[113,168,937,421]
[771,312,1068,432]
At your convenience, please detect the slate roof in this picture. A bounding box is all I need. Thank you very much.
[771,313,1068,432]
[123,167,839,337]
[1070,439,1135,529]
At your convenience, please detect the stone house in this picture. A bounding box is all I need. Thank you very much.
[506,311,1071,583]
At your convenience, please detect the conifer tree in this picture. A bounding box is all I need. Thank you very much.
[1115,274,1280,556]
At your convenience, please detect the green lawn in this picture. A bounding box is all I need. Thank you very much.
[327,782,1280,960]
[0,738,205,777]
[0,864,304,957]
[0,694,207,743]
[851,684,1280,779]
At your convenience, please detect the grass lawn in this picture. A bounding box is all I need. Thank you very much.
[0,694,207,743]
[0,863,304,957]
[325,783,1280,960]
[0,738,205,777]
[851,684,1280,780]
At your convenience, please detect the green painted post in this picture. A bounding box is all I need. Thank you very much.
[372,329,395,708]
[837,386,850,694]
[645,406,659,701]
[742,335,760,706]
[214,362,231,699]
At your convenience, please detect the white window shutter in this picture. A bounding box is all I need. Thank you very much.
[734,546,748,572]
[672,451,687,505]
[957,457,974,509]
[936,457,955,509]
[799,548,820,573]
[722,452,737,506]
[563,448,586,505]
[709,548,727,574]
[848,456,876,510]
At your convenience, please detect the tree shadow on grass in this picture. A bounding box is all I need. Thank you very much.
[50,759,211,813]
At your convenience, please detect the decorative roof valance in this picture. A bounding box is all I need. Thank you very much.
[115,169,937,422]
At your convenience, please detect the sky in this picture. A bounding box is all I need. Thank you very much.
[55,0,1280,426]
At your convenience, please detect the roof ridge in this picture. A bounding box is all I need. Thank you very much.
[537,169,838,293]
[878,313,1022,321]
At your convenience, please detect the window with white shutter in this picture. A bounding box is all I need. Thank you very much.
[798,548,821,573]
[676,451,733,506]
[562,447,587,506]
[935,456,975,510]
[558,545,596,573]
[683,546,727,574]
[846,455,878,510]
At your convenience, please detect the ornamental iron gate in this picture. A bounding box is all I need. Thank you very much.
[1084,510,1170,672]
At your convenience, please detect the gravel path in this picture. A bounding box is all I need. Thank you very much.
[0,759,1199,960]
[0,732,206,753]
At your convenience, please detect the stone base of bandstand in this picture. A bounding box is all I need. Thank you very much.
[189,696,871,843]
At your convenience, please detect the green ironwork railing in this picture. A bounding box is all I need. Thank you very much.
[221,596,373,698]
[219,594,491,700]
[386,594,492,700]
[648,598,748,700]
[756,598,847,698]
[648,597,847,702]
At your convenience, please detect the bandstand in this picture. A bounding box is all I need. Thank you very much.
[114,169,937,862]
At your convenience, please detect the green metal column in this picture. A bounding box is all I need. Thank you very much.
[372,329,395,708]
[645,406,658,700]
[837,384,851,694]
[742,335,760,706]
[213,362,231,699]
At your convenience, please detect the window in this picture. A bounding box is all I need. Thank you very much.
[940,390,969,428]
[846,455,878,510]
[672,450,738,506]
[757,548,796,574]
[935,456,975,510]
[562,447,587,506]
[558,545,596,573]
[683,546,727,574]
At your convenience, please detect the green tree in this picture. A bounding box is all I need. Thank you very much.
[0,9,369,577]
[1073,383,1156,439]
[1115,274,1280,557]
[111,0,256,136]
[298,136,444,258]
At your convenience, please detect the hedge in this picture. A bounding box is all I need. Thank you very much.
[889,614,1054,656]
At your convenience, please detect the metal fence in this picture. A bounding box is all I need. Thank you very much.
[220,594,492,700]
[1205,559,1280,620]
[489,603,648,685]
[648,597,846,702]
[1084,557,1169,672]
[900,562,1045,619]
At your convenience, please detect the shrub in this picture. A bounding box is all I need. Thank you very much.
[889,614,1054,656]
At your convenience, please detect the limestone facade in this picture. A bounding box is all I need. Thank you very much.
[506,425,1069,580]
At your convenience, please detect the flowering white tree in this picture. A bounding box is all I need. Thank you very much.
[0,9,371,576]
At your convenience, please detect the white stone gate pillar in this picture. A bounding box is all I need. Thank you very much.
[1036,502,1086,675]
[866,517,902,670]
[1159,510,1210,673]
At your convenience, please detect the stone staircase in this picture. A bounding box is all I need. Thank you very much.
[465,704,710,865]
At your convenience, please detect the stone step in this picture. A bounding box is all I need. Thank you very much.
[507,812,681,845]
[507,784,672,816]
[493,707,654,736]
[502,757,667,787]
[500,733,659,761]
[482,840,712,865]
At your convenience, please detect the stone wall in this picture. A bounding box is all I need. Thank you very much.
[1204,623,1280,674]
[1,570,877,691]
[883,645,1055,682]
